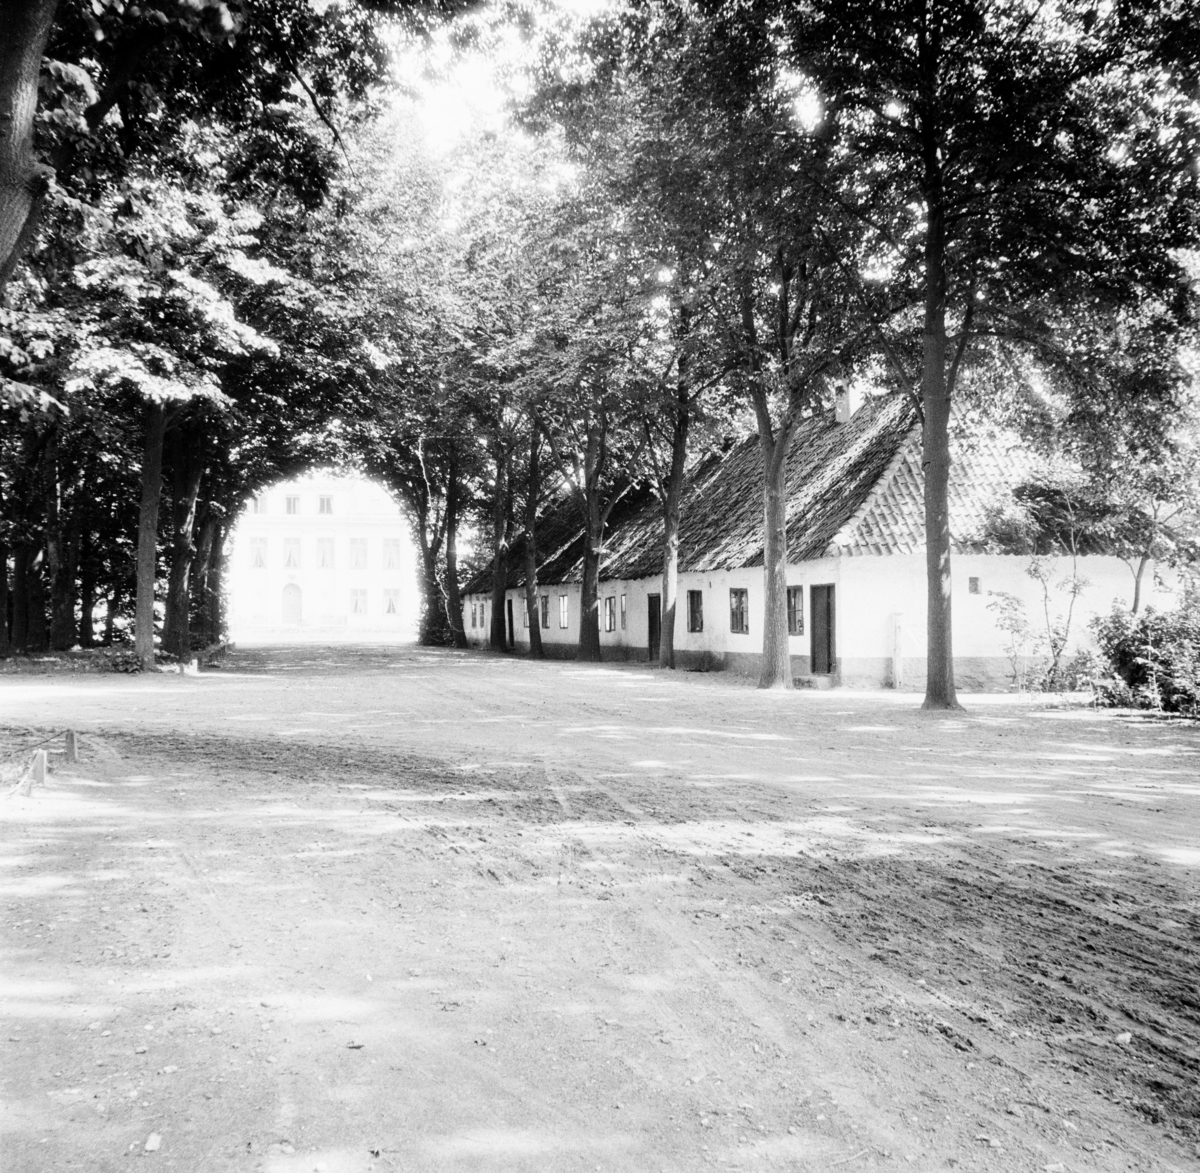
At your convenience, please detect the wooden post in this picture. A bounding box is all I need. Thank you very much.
[20,748,47,795]
[892,613,904,690]
[64,730,77,761]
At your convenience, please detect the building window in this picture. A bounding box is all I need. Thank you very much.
[604,596,616,632]
[729,588,749,634]
[968,576,981,595]
[283,539,301,569]
[317,538,334,569]
[384,589,400,615]
[620,594,626,630]
[523,597,531,628]
[286,495,299,515]
[350,539,367,570]
[687,589,703,632]
[787,586,804,635]
[350,589,367,615]
[383,539,402,569]
[470,603,477,629]
[251,495,267,514]
[540,594,549,629]
[250,538,267,569]
[319,495,333,515]
[558,595,569,628]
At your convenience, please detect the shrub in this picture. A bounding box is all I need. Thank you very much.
[1091,597,1200,715]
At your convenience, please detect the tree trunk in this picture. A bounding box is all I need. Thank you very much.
[45,431,78,650]
[919,220,960,710]
[758,431,793,689]
[134,401,167,671]
[658,395,690,670]
[190,513,217,643]
[202,523,226,645]
[522,426,544,658]
[918,36,961,711]
[26,552,48,651]
[11,545,31,652]
[0,541,10,657]
[578,532,601,662]
[162,444,205,661]
[443,451,467,649]
[1131,553,1150,615]
[416,536,448,645]
[104,591,118,645]
[489,445,511,652]
[0,0,58,301]
[77,530,96,647]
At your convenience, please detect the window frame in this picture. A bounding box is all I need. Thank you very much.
[787,586,804,635]
[619,594,626,630]
[349,538,367,570]
[318,495,333,515]
[285,495,299,515]
[350,588,367,615]
[540,594,549,629]
[687,589,704,633]
[729,588,749,634]
[558,595,569,629]
[250,538,267,569]
[603,596,616,633]
[283,538,301,570]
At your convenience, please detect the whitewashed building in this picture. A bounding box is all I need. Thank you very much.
[227,472,416,641]
[462,394,1173,689]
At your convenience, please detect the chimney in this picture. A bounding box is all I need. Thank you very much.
[834,382,863,423]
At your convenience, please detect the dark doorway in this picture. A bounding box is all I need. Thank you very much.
[647,593,661,662]
[506,598,515,649]
[810,584,835,675]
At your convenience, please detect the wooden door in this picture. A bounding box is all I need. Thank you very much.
[810,584,835,674]
[647,593,661,662]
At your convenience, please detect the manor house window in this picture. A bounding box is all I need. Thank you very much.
[284,539,301,569]
[250,538,267,569]
[384,589,400,615]
[350,539,367,569]
[317,538,334,569]
[729,588,749,634]
[319,495,333,514]
[251,495,267,514]
[286,495,299,515]
[383,539,402,569]
[787,586,804,635]
[350,589,367,615]
[687,589,703,632]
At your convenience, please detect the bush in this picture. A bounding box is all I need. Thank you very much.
[1091,598,1200,715]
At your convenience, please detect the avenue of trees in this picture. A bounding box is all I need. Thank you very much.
[1,0,1198,706]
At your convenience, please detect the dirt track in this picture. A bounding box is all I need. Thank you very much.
[2,644,1199,1172]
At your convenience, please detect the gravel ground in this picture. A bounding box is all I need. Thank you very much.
[1,643,1198,1173]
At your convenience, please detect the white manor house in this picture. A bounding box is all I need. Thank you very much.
[227,472,416,640]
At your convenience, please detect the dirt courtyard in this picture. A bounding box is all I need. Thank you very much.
[2,645,1198,1173]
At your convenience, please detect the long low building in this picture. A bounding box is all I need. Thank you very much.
[462,393,1174,689]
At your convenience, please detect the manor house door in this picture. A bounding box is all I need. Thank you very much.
[282,583,303,626]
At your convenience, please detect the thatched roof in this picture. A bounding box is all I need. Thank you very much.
[465,393,1036,594]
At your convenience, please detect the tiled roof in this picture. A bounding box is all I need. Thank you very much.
[464,394,1036,593]
[832,417,1034,556]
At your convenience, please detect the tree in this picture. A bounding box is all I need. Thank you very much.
[785,0,1200,707]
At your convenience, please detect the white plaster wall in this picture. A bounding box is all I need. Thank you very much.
[836,552,1172,667]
